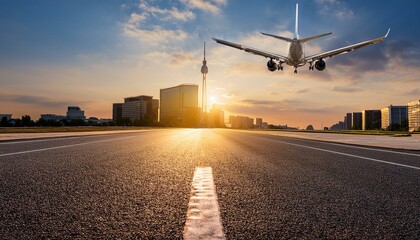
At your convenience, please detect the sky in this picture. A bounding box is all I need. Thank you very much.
[1,0,419,129]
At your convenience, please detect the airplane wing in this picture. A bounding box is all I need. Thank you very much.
[212,38,287,62]
[304,29,390,62]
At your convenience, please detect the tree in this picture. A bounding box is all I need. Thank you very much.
[21,115,34,127]
[0,117,9,127]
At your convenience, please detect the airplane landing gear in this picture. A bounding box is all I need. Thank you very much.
[309,63,314,70]
[278,65,283,71]
[294,69,298,74]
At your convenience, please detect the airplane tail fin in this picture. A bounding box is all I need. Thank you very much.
[298,32,332,43]
[261,32,293,42]
[295,0,299,39]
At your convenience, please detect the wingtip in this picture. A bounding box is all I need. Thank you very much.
[385,28,390,38]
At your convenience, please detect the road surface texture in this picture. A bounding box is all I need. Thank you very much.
[0,129,419,239]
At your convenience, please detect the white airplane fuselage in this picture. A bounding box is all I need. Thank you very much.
[287,40,305,67]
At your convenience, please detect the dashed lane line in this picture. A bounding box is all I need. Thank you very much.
[184,167,226,240]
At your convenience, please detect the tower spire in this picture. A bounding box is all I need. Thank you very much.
[201,41,208,116]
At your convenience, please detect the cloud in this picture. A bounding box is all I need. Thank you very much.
[296,88,309,94]
[0,94,84,108]
[331,86,362,93]
[139,1,195,21]
[315,0,355,20]
[143,50,198,67]
[405,88,420,96]
[240,99,285,106]
[124,13,188,44]
[180,0,227,14]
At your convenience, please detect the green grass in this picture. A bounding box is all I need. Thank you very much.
[0,126,151,134]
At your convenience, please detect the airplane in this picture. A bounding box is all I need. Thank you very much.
[212,0,390,74]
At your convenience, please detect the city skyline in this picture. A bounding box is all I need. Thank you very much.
[1,0,419,128]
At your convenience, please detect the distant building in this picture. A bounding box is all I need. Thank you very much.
[381,105,408,130]
[262,122,268,129]
[160,84,200,127]
[40,114,66,121]
[255,118,263,129]
[330,121,346,131]
[66,106,86,120]
[208,105,225,128]
[362,110,381,130]
[345,113,352,130]
[88,117,113,124]
[229,116,254,129]
[121,95,159,122]
[0,114,12,121]
[352,112,362,130]
[306,124,314,130]
[112,103,123,122]
[408,100,420,132]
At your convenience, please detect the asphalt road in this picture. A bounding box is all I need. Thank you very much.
[0,129,419,239]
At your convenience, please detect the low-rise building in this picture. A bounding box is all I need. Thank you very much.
[408,100,420,132]
[67,106,86,120]
[229,116,254,129]
[381,105,408,130]
[362,110,381,130]
[352,112,362,130]
[40,114,66,121]
[112,103,123,122]
[0,114,12,121]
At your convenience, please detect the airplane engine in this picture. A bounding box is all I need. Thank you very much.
[314,59,326,71]
[267,59,278,72]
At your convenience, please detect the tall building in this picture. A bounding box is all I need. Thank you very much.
[207,104,225,128]
[160,84,200,127]
[121,95,159,122]
[66,106,85,120]
[112,103,123,122]
[256,118,263,129]
[345,113,352,130]
[352,112,362,130]
[362,110,381,130]
[408,100,420,132]
[381,105,408,130]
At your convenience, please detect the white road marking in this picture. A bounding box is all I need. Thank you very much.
[0,136,83,145]
[259,137,420,170]
[286,136,420,157]
[0,135,137,158]
[184,167,225,240]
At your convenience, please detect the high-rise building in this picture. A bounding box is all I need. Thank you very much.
[112,103,123,122]
[362,110,381,130]
[256,118,263,128]
[381,105,408,130]
[160,84,200,127]
[207,104,225,128]
[66,106,85,120]
[408,100,420,132]
[121,95,159,122]
[345,113,352,130]
[352,112,362,130]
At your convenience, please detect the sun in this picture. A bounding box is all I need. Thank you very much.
[209,96,217,104]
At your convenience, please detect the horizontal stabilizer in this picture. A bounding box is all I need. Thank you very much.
[298,32,332,43]
[261,32,294,42]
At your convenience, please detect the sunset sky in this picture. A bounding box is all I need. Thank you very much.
[1,0,419,128]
